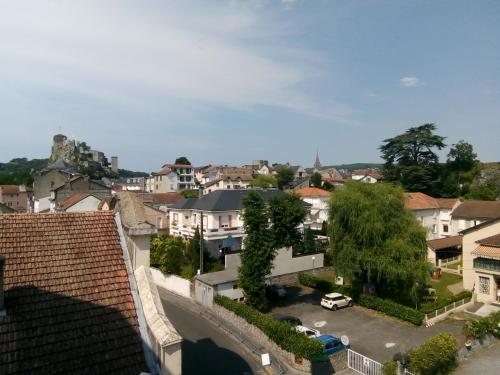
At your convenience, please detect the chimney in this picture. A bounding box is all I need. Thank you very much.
[0,255,5,313]
[111,156,118,173]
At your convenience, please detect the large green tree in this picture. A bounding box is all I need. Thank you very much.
[175,156,191,165]
[439,140,478,197]
[239,191,274,309]
[150,235,185,275]
[268,193,308,249]
[329,182,428,303]
[310,172,322,188]
[380,124,446,193]
[275,166,294,190]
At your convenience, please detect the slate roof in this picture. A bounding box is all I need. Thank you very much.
[0,202,14,213]
[451,200,500,220]
[427,235,462,251]
[0,211,147,375]
[196,268,239,286]
[172,189,283,211]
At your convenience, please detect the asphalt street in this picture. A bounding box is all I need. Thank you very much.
[159,290,264,375]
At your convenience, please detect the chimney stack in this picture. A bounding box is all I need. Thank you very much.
[111,156,118,174]
[0,255,5,312]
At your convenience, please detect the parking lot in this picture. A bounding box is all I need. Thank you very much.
[270,284,465,362]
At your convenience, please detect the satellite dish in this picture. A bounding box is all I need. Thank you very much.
[341,335,350,346]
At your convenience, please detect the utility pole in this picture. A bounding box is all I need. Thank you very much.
[199,210,204,274]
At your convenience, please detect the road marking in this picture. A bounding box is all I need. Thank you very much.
[385,343,396,348]
[314,321,327,328]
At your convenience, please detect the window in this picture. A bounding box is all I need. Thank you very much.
[155,217,163,228]
[479,276,490,294]
[219,215,230,228]
[443,224,449,233]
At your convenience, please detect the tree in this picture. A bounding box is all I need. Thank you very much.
[180,189,199,198]
[303,227,316,254]
[150,235,185,275]
[251,174,277,188]
[447,140,478,173]
[186,227,201,272]
[238,191,274,309]
[329,182,428,304]
[310,172,322,188]
[268,193,308,249]
[380,124,446,193]
[175,156,191,165]
[275,166,294,190]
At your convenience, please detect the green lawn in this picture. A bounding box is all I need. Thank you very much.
[444,261,462,270]
[420,272,463,311]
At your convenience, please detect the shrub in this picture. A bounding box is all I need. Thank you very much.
[357,295,424,326]
[383,360,397,375]
[298,272,352,295]
[463,311,500,339]
[214,295,323,358]
[407,333,457,375]
[419,290,472,314]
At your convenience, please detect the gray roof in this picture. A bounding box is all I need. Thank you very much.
[172,189,283,211]
[196,268,239,286]
[46,160,77,173]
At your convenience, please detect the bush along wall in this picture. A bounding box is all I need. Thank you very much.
[298,273,424,325]
[463,311,500,340]
[383,333,458,375]
[214,295,323,359]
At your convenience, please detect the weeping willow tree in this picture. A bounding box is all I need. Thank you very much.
[329,182,428,303]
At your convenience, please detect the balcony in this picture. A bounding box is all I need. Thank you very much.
[474,258,500,273]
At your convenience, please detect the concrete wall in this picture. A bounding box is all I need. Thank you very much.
[150,267,191,299]
[217,282,244,300]
[65,195,102,212]
[194,280,215,307]
[35,196,51,212]
[125,233,151,270]
[462,220,500,302]
[33,169,69,200]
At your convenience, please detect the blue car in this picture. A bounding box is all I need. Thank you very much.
[315,335,350,356]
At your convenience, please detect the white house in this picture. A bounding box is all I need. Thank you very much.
[462,218,500,303]
[55,193,104,212]
[169,189,283,256]
[201,167,254,195]
[295,187,332,230]
[351,169,384,183]
[404,192,461,240]
[152,164,195,193]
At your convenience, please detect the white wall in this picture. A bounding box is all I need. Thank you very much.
[217,282,244,300]
[150,267,191,299]
[65,196,102,212]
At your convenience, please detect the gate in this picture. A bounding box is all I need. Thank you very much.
[347,349,383,375]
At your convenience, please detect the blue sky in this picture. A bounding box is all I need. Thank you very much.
[0,0,499,172]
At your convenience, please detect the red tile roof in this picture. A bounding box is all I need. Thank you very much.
[451,200,500,219]
[477,233,500,247]
[404,192,439,210]
[0,211,147,374]
[471,245,500,260]
[295,187,332,197]
[57,192,92,209]
[436,198,459,209]
[0,185,20,194]
[427,235,462,251]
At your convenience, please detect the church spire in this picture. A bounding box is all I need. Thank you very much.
[314,150,321,171]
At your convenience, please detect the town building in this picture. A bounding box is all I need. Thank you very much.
[152,164,195,193]
[351,169,384,183]
[0,185,30,212]
[295,187,332,230]
[451,200,500,233]
[55,192,105,212]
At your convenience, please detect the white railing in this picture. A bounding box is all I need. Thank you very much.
[439,256,461,267]
[405,368,417,375]
[348,349,383,375]
[424,296,472,322]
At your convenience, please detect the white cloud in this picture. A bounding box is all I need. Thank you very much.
[399,76,420,87]
[0,0,347,121]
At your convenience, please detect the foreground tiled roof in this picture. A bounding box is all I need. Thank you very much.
[0,211,147,375]
[404,192,440,210]
[452,200,500,219]
[295,187,332,197]
[57,192,91,209]
[427,235,462,251]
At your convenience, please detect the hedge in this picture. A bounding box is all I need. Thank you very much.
[463,310,500,339]
[383,333,458,375]
[298,273,424,325]
[214,295,323,358]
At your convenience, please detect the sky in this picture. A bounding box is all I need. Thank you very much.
[0,0,499,172]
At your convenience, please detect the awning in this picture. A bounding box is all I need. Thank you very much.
[472,245,500,260]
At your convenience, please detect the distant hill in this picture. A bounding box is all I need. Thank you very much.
[306,163,383,173]
[0,157,148,185]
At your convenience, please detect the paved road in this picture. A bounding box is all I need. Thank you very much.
[454,340,500,375]
[159,289,264,375]
[272,285,465,363]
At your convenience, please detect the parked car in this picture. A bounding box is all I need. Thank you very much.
[295,325,321,338]
[315,334,350,355]
[271,313,302,326]
[321,292,353,310]
[266,283,287,299]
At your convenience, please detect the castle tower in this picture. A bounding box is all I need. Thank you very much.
[314,150,321,171]
[111,156,118,173]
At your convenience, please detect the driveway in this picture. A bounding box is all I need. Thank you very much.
[271,285,465,363]
[454,340,500,374]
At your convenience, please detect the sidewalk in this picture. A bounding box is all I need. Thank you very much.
[157,287,301,375]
